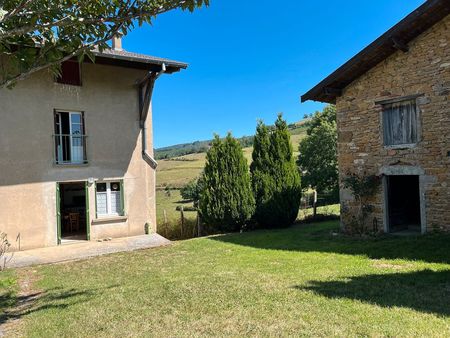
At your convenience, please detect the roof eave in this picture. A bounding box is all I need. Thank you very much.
[92,51,188,73]
[301,0,450,104]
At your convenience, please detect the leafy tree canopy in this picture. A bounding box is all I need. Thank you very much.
[0,0,208,88]
[298,105,339,199]
[305,104,336,135]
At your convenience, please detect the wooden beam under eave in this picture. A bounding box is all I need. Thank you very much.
[391,37,409,52]
[324,87,343,96]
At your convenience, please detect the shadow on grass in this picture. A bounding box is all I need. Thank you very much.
[0,285,116,325]
[209,221,450,264]
[295,269,450,316]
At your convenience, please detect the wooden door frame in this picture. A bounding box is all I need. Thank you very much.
[381,170,426,234]
[56,181,91,244]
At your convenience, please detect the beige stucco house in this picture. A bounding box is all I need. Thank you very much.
[0,37,187,250]
[302,0,449,233]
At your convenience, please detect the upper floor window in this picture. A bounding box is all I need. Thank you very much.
[56,60,82,86]
[382,99,419,147]
[54,111,87,165]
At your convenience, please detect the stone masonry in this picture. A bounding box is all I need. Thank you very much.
[336,14,450,232]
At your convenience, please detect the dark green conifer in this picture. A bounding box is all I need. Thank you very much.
[251,114,301,228]
[200,134,255,231]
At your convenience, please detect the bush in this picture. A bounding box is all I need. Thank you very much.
[180,179,200,202]
[0,232,12,271]
[342,173,381,234]
[250,114,302,228]
[199,134,255,232]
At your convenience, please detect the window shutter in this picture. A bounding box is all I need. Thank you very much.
[94,183,97,218]
[382,99,418,146]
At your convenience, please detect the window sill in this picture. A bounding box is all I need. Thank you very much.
[92,215,128,225]
[384,143,417,150]
[54,162,89,168]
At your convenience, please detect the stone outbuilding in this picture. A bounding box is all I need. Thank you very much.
[302,0,450,233]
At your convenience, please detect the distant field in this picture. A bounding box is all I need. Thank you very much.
[156,146,253,189]
[155,124,309,237]
[156,126,305,190]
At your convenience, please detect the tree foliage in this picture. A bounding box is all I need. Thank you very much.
[298,105,339,200]
[180,176,204,207]
[199,134,255,231]
[305,104,336,136]
[0,0,208,88]
[250,114,301,228]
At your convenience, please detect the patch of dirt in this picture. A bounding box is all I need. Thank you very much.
[0,269,42,337]
[372,260,413,270]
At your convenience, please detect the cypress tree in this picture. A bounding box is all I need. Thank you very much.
[199,133,255,232]
[251,114,301,228]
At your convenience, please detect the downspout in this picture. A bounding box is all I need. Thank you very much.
[139,63,167,169]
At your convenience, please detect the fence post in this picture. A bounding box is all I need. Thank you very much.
[180,206,185,238]
[313,190,318,218]
[163,209,167,225]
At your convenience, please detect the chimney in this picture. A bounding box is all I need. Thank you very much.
[112,35,123,51]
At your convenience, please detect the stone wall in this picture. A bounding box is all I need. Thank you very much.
[336,14,450,232]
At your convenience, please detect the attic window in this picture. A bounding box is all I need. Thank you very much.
[382,99,418,147]
[56,60,81,86]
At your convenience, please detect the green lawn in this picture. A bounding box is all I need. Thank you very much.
[2,221,450,337]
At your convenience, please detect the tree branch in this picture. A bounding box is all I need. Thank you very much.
[0,22,126,88]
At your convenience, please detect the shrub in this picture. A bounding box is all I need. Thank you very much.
[342,173,381,234]
[0,233,12,271]
[180,177,204,207]
[199,134,255,232]
[250,114,302,228]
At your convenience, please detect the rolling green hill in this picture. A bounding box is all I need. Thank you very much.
[156,121,308,190]
[155,121,310,227]
[154,120,310,160]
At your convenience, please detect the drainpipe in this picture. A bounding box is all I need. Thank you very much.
[139,63,167,169]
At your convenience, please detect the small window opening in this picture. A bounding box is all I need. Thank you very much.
[56,60,82,86]
[96,181,124,217]
[382,99,418,146]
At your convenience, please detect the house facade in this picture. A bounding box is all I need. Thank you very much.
[0,38,187,250]
[302,0,450,233]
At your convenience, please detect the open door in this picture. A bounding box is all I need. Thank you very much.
[387,175,421,233]
[58,182,88,241]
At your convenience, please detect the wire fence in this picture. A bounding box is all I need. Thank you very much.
[300,191,339,210]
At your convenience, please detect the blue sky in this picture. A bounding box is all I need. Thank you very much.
[125,0,425,148]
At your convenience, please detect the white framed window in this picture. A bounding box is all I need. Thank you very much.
[96,181,124,217]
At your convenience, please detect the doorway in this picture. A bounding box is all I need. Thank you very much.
[387,175,421,233]
[57,182,90,242]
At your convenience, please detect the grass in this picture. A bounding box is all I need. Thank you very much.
[155,190,198,240]
[155,190,195,224]
[2,221,450,337]
[298,203,340,220]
